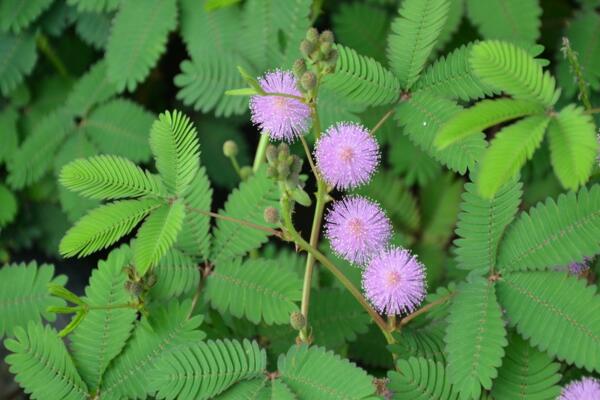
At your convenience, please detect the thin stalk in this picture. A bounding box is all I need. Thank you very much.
[227,155,242,178]
[400,292,454,326]
[252,133,270,172]
[370,108,394,137]
[36,34,70,79]
[186,206,282,238]
[299,135,319,180]
[584,107,600,114]
[264,92,306,102]
[86,302,138,311]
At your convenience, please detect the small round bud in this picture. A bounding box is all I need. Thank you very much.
[222,140,238,157]
[277,143,290,159]
[320,41,332,55]
[240,166,253,180]
[292,59,307,78]
[300,40,315,57]
[277,163,290,178]
[266,144,278,163]
[327,49,339,64]
[263,207,279,224]
[291,157,303,174]
[145,273,157,288]
[300,72,317,91]
[306,27,319,42]
[319,30,334,44]
[290,311,306,330]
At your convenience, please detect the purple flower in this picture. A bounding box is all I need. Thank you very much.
[324,196,391,265]
[569,259,591,275]
[363,247,426,315]
[559,377,600,400]
[315,123,380,190]
[249,70,311,142]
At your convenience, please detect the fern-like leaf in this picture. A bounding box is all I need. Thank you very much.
[491,333,561,400]
[150,110,200,197]
[497,185,600,272]
[70,246,137,391]
[0,184,18,228]
[67,0,120,12]
[210,167,279,264]
[83,98,154,162]
[74,11,111,50]
[395,92,486,174]
[0,0,53,33]
[59,198,162,258]
[106,0,177,91]
[388,356,459,399]
[387,0,450,89]
[99,300,205,400]
[278,345,377,399]
[389,134,441,186]
[415,44,496,102]
[216,378,296,400]
[497,272,600,372]
[0,33,37,96]
[478,115,550,199]
[323,44,400,107]
[466,0,541,47]
[150,339,266,400]
[205,258,302,325]
[547,105,598,190]
[151,248,200,299]
[133,199,186,276]
[5,323,89,400]
[0,262,66,337]
[0,107,18,164]
[454,174,522,272]
[65,61,120,117]
[435,99,544,149]
[445,277,507,398]
[390,324,447,364]
[60,155,164,200]
[470,41,559,107]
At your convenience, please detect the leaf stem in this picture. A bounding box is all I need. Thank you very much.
[252,133,270,172]
[299,135,319,180]
[400,292,454,326]
[36,33,70,79]
[263,91,306,102]
[186,206,282,238]
[584,107,600,115]
[370,108,394,137]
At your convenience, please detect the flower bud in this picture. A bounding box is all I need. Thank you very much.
[240,166,253,180]
[125,281,143,297]
[290,311,306,330]
[277,163,290,178]
[263,207,280,224]
[300,39,315,57]
[320,41,333,55]
[222,140,238,157]
[145,273,157,288]
[306,27,319,42]
[266,144,278,163]
[277,143,290,159]
[319,30,334,44]
[293,59,307,78]
[291,157,303,175]
[267,165,278,178]
[300,71,317,91]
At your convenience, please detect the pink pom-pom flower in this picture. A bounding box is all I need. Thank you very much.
[250,70,311,142]
[363,247,427,316]
[559,377,600,400]
[315,122,379,190]
[324,196,391,265]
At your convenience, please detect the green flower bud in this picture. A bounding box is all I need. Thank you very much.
[145,273,157,288]
[263,207,280,224]
[290,311,306,330]
[306,27,319,42]
[277,143,290,159]
[267,165,278,178]
[300,39,315,57]
[292,157,303,175]
[266,144,278,163]
[240,166,253,180]
[277,163,290,178]
[293,59,307,78]
[222,140,238,157]
[326,49,338,65]
[320,41,333,56]
[319,30,334,44]
[125,281,144,297]
[300,71,317,91]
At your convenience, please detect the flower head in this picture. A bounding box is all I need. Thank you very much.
[315,123,379,190]
[250,70,311,142]
[569,259,591,275]
[324,196,391,265]
[559,377,600,400]
[363,247,426,315]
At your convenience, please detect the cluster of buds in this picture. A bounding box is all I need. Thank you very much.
[124,265,156,297]
[293,28,338,98]
[265,143,311,207]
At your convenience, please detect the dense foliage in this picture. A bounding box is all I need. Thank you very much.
[1,0,599,399]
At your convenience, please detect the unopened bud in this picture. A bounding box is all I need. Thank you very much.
[319,30,334,44]
[290,311,306,330]
[320,41,333,55]
[125,281,143,297]
[263,207,279,224]
[277,163,290,178]
[240,166,253,180]
[266,144,278,163]
[222,140,238,157]
[300,72,317,91]
[145,273,157,288]
[306,27,319,42]
[293,59,307,78]
[300,39,315,57]
[277,143,290,159]
[267,165,278,178]
[291,157,303,174]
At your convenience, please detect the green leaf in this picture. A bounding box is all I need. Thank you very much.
[547,105,598,190]
[133,199,186,276]
[7,108,74,189]
[491,333,561,400]
[216,378,296,400]
[395,92,486,174]
[454,173,522,272]
[435,99,544,149]
[466,0,541,47]
[204,0,241,11]
[478,115,550,199]
[74,11,112,50]
[388,357,459,399]
[150,110,201,196]
[497,185,600,272]
[225,87,258,96]
[0,32,37,97]
[497,272,600,372]
[70,245,137,391]
[150,248,200,299]
[0,184,18,228]
[5,323,88,400]
[60,155,164,200]
[0,0,54,33]
[151,339,266,400]
[387,0,450,89]
[99,300,205,400]
[210,167,279,264]
[278,345,378,399]
[0,262,66,337]
[445,277,507,399]
[65,60,120,117]
[415,44,496,102]
[59,198,162,258]
[83,98,154,162]
[67,0,120,12]
[106,0,177,91]
[0,107,19,164]
[390,323,447,364]
[420,172,463,245]
[205,257,302,325]
[271,0,312,68]
[323,44,400,107]
[470,41,559,107]
[389,134,441,187]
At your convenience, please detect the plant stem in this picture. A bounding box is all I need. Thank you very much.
[227,155,242,178]
[299,135,319,180]
[86,302,138,311]
[400,292,454,326]
[264,92,306,102]
[370,108,394,137]
[584,107,600,115]
[36,34,70,79]
[252,133,270,172]
[186,206,282,238]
